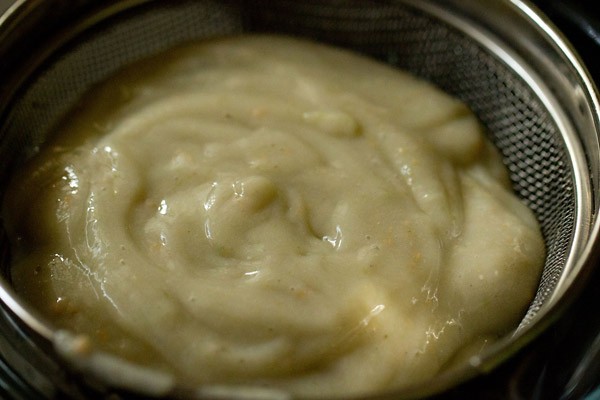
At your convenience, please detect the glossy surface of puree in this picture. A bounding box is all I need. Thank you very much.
[3,36,545,396]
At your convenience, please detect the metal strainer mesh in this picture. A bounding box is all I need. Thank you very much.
[0,0,575,330]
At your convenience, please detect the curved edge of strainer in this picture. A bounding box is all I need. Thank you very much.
[387,1,600,398]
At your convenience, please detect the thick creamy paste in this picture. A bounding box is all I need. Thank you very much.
[4,36,545,396]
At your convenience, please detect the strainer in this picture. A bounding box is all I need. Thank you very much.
[0,0,599,399]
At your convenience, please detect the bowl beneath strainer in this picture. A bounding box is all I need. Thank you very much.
[1,0,599,398]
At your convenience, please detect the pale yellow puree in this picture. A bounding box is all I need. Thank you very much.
[3,35,545,396]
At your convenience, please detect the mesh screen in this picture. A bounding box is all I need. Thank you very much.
[0,0,575,328]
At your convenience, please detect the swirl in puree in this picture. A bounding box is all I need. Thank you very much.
[4,35,545,396]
